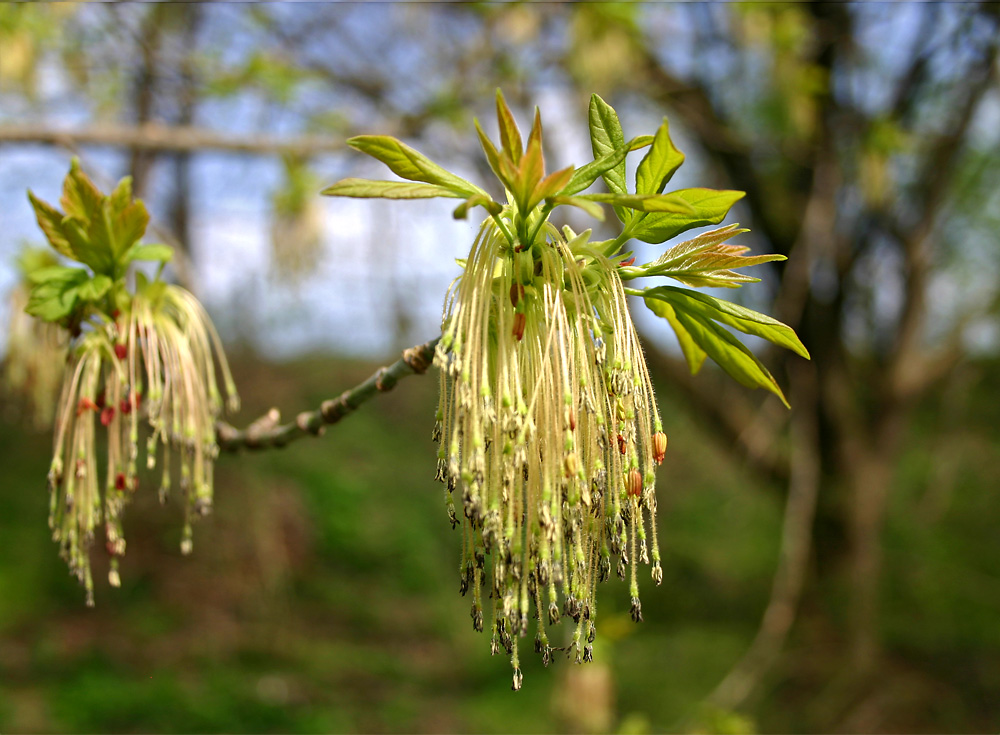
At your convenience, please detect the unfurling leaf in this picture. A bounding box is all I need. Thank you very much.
[347,135,486,198]
[647,224,783,288]
[628,188,745,244]
[635,118,684,196]
[321,179,463,200]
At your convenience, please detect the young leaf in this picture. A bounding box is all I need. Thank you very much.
[125,243,174,264]
[578,192,696,214]
[589,94,629,224]
[644,285,810,359]
[513,134,544,214]
[321,179,463,200]
[26,265,90,286]
[60,159,103,224]
[347,135,486,198]
[644,297,707,374]
[112,199,151,259]
[546,195,606,221]
[76,274,113,302]
[474,119,507,188]
[635,118,685,196]
[628,188,745,244]
[26,192,76,260]
[651,224,750,267]
[527,166,574,213]
[561,135,652,197]
[669,305,789,407]
[453,194,503,220]
[588,94,628,196]
[495,89,524,164]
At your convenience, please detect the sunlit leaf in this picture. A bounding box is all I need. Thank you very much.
[635,118,684,196]
[347,135,485,198]
[628,189,745,244]
[321,178,463,200]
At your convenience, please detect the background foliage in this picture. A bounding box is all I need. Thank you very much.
[1,3,998,733]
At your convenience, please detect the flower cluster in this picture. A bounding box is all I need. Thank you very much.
[325,90,810,690]
[433,217,666,686]
[27,161,238,604]
[48,285,238,603]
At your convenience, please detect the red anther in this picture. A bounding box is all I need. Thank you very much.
[568,407,576,431]
[512,312,526,341]
[100,406,115,426]
[95,391,106,409]
[627,468,643,498]
[617,433,626,455]
[106,540,117,556]
[111,309,121,320]
[76,398,98,416]
[120,398,131,415]
[509,283,524,307]
[114,473,126,490]
[619,256,636,267]
[114,343,128,360]
[652,432,668,465]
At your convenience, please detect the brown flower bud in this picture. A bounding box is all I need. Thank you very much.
[512,312,526,341]
[627,468,642,498]
[509,282,524,307]
[652,432,668,464]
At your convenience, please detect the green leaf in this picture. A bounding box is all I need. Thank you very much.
[495,89,523,164]
[628,188,745,244]
[125,243,174,264]
[24,267,90,323]
[546,195,605,221]
[76,274,113,302]
[453,194,502,220]
[321,178,463,200]
[112,200,150,258]
[514,134,545,213]
[26,265,89,286]
[27,191,76,260]
[347,135,485,198]
[527,165,574,213]
[561,135,653,197]
[474,119,507,187]
[578,192,696,214]
[644,285,810,359]
[635,118,685,196]
[670,304,789,407]
[644,297,707,374]
[60,158,103,223]
[588,94,628,195]
[589,94,629,224]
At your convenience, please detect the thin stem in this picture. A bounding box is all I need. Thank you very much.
[216,337,439,452]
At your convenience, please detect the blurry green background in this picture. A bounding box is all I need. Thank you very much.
[1,3,999,733]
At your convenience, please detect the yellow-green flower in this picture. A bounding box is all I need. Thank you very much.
[324,90,808,689]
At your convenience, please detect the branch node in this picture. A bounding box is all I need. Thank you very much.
[297,411,325,436]
[403,343,434,374]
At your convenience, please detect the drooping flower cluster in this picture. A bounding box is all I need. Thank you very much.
[323,90,807,690]
[48,284,238,604]
[433,219,667,686]
[26,160,239,604]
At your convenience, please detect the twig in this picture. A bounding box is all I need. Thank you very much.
[0,122,345,157]
[215,337,439,452]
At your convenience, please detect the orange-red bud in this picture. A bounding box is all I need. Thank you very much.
[617,433,626,455]
[114,343,127,360]
[619,256,636,267]
[627,468,643,498]
[100,406,115,426]
[512,312,526,341]
[652,432,668,465]
[76,398,98,416]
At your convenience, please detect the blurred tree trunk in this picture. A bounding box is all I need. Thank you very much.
[563,1,1000,690]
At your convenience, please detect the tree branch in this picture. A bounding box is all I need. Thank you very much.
[0,123,345,157]
[216,337,439,452]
